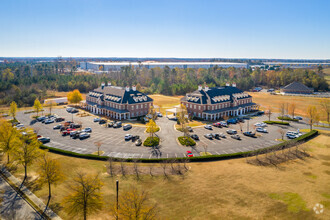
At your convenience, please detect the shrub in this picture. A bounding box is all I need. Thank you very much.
[178,136,196,146]
[277,116,299,122]
[143,137,160,147]
[263,121,290,125]
[146,126,160,133]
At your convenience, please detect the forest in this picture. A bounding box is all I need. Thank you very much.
[0,61,328,107]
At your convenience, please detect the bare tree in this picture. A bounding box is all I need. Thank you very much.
[320,100,330,123]
[289,103,296,118]
[306,105,319,130]
[77,120,83,131]
[149,166,154,177]
[133,159,140,181]
[94,141,102,156]
[202,144,208,156]
[265,106,272,122]
[120,159,126,177]
[108,157,115,177]
[277,128,285,140]
[160,160,168,178]
[279,102,286,122]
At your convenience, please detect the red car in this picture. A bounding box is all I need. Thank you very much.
[213,122,222,127]
[186,151,194,157]
[62,128,76,136]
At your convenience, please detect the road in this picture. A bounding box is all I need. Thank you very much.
[0,175,42,220]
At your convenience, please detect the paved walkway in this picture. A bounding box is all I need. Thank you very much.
[0,166,62,220]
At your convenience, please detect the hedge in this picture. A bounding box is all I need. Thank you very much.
[178,136,196,146]
[263,121,290,125]
[143,137,160,147]
[146,127,160,133]
[39,130,318,163]
[277,116,299,122]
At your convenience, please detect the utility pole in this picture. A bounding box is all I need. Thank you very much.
[116,180,119,220]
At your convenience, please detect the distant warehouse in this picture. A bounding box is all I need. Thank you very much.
[80,61,248,72]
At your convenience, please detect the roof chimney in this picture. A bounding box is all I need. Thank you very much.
[108,82,111,86]
[232,83,236,87]
[101,82,105,89]
[204,84,209,92]
[125,86,130,92]
[132,85,136,91]
[226,82,230,86]
[198,85,202,91]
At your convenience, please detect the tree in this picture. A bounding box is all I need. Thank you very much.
[306,105,319,131]
[33,98,43,116]
[279,102,286,122]
[63,172,104,220]
[14,135,41,181]
[177,104,189,138]
[319,100,330,123]
[37,153,64,214]
[146,119,157,144]
[94,141,102,156]
[0,119,19,163]
[265,106,272,122]
[289,103,296,118]
[67,89,83,106]
[45,100,57,115]
[9,101,17,120]
[277,128,285,140]
[112,187,157,220]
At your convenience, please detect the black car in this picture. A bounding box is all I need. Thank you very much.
[99,119,107,124]
[211,133,220,139]
[187,126,193,132]
[55,117,65,122]
[37,116,47,122]
[132,135,140,142]
[107,122,114,127]
[38,137,50,144]
[70,123,81,129]
[243,131,256,138]
[190,134,199,140]
[72,131,82,139]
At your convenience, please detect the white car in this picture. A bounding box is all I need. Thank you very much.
[254,122,267,127]
[16,124,24,128]
[204,125,212,130]
[125,134,133,140]
[93,118,101,122]
[226,129,237,135]
[157,112,163,117]
[256,127,268,133]
[79,132,90,139]
[82,127,92,133]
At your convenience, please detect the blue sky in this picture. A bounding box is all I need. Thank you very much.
[1,0,329,58]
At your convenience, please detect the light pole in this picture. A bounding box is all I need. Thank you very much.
[116,180,119,220]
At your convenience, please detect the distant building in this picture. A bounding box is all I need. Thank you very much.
[281,82,314,94]
[180,83,258,120]
[264,62,330,69]
[85,83,153,120]
[44,97,68,105]
[80,61,248,72]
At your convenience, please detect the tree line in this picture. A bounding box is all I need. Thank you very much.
[0,62,328,107]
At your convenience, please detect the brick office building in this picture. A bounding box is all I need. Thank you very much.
[180,83,258,120]
[85,83,153,120]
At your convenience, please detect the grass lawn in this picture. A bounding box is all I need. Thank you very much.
[149,94,183,115]
[6,130,330,219]
[249,92,329,121]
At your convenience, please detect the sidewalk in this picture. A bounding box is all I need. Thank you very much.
[0,166,62,220]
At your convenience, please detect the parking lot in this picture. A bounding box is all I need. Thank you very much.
[16,107,310,159]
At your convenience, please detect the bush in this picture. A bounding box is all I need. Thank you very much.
[263,121,290,125]
[277,116,299,122]
[178,136,196,146]
[143,137,160,146]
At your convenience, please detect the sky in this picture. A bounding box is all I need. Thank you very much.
[0,0,330,59]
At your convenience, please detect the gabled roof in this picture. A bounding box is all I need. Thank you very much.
[181,86,251,105]
[89,86,153,104]
[282,81,314,91]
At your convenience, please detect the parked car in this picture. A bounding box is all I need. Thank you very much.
[227,118,237,124]
[123,124,132,130]
[107,121,115,127]
[44,119,54,124]
[16,124,25,128]
[243,131,256,137]
[66,107,73,113]
[231,134,241,140]
[70,123,81,129]
[213,122,222,127]
[53,124,62,130]
[287,134,298,139]
[132,135,140,142]
[187,126,193,132]
[204,125,212,130]
[79,132,90,139]
[82,127,92,133]
[62,128,76,136]
[71,131,82,139]
[257,111,265,116]
[135,139,142,146]
[93,117,101,122]
[211,133,221,139]
[113,122,122,128]
[186,151,194,157]
[99,119,107,124]
[254,122,267,127]
[220,121,228,127]
[157,112,163,117]
[294,116,303,120]
[204,133,213,139]
[190,134,199,140]
[219,133,226,138]
[267,88,275,92]
[125,134,133,140]
[70,108,78,113]
[55,117,65,122]
[37,116,47,122]
[226,129,237,135]
[38,137,50,144]
[256,127,268,133]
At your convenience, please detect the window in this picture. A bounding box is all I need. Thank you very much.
[208,106,210,110]
[186,104,188,107]
[190,104,192,108]
[132,106,134,110]
[212,106,214,110]
[194,105,196,109]
[132,113,134,117]
[198,113,201,117]
[136,105,139,109]
[198,106,201,110]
